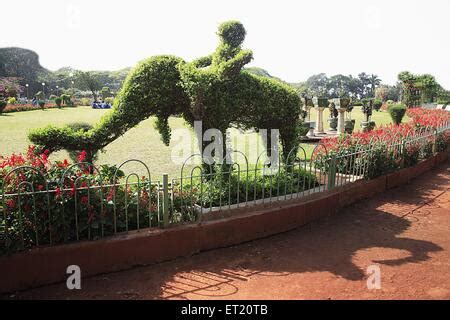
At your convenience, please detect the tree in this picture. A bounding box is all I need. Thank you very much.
[416,74,439,103]
[397,71,441,106]
[375,84,400,102]
[75,71,102,101]
[305,73,329,97]
[368,74,381,97]
[0,77,23,98]
[375,85,389,101]
[101,86,111,100]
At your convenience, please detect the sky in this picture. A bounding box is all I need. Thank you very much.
[2,0,450,87]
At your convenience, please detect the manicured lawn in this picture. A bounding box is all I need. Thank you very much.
[0,107,276,177]
[0,106,403,177]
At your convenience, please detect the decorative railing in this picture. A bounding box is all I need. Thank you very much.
[1,123,448,254]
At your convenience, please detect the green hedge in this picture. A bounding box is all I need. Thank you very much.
[388,104,407,124]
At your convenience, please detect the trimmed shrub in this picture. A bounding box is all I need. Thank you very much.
[373,99,382,111]
[60,94,73,106]
[104,97,114,104]
[80,97,90,106]
[38,100,45,110]
[344,119,355,134]
[29,21,303,167]
[7,97,16,104]
[0,100,7,113]
[388,104,407,125]
[49,94,58,100]
[55,97,62,108]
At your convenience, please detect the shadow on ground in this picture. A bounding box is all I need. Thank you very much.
[6,165,449,300]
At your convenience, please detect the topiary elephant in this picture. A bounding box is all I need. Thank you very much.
[29,21,302,166]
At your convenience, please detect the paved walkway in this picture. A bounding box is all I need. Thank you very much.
[6,163,450,300]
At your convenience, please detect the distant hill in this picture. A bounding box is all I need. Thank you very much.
[0,47,131,96]
[0,48,287,97]
[244,67,276,79]
[0,47,52,94]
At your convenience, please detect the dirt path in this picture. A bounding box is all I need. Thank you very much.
[5,163,450,300]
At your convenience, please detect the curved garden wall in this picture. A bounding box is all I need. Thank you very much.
[0,147,448,293]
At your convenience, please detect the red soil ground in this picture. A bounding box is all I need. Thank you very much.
[4,163,450,300]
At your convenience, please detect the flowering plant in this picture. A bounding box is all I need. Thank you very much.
[0,146,159,254]
[316,108,448,179]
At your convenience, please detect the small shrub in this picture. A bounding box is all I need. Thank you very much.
[49,94,58,100]
[0,100,7,113]
[38,100,45,110]
[60,94,73,106]
[364,120,376,132]
[54,97,62,108]
[104,97,114,105]
[373,99,382,111]
[344,119,355,134]
[388,104,407,125]
[7,97,16,104]
[80,97,90,106]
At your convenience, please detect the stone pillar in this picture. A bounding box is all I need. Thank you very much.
[337,108,346,134]
[315,107,325,134]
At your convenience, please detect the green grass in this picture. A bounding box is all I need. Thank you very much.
[0,106,402,178]
[306,106,405,129]
[0,107,276,177]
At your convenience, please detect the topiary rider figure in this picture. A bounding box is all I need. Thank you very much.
[29,21,303,168]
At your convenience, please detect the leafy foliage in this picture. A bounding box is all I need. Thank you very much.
[388,104,407,125]
[29,21,303,166]
[293,72,381,99]
[373,99,382,111]
[74,71,102,101]
[54,97,62,108]
[0,99,6,113]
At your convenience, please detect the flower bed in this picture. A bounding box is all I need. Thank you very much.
[317,108,449,179]
[0,147,320,255]
[1,103,77,113]
[0,107,447,255]
[406,107,449,128]
[0,147,161,254]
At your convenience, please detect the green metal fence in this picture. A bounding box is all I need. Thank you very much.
[1,123,448,254]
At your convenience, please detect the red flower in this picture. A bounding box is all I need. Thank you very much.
[5,199,16,209]
[106,187,115,202]
[78,150,87,162]
[81,196,89,205]
[37,184,44,191]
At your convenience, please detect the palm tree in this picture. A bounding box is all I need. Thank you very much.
[368,74,381,98]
